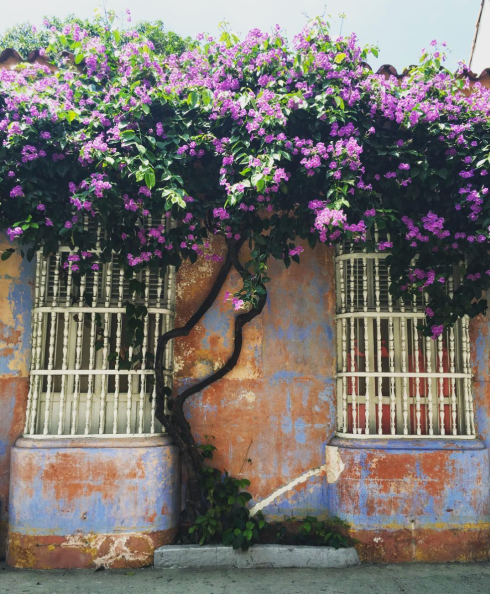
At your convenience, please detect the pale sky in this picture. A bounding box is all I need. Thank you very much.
[1,0,485,72]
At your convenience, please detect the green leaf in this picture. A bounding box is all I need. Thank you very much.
[251,173,263,189]
[121,130,136,141]
[334,53,346,64]
[145,169,156,189]
[188,91,199,108]
[334,96,345,110]
[201,89,213,105]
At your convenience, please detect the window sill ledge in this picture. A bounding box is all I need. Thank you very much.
[15,434,172,449]
[331,434,485,451]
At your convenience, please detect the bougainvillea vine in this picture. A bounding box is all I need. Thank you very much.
[2,14,490,515]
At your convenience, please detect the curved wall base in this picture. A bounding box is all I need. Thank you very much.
[326,437,490,562]
[7,436,180,569]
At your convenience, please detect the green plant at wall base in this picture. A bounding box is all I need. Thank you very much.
[263,515,353,549]
[187,444,267,550]
[187,444,352,550]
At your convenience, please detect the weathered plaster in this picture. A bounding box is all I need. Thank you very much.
[0,234,34,559]
[175,238,337,516]
[7,438,180,568]
[3,229,490,564]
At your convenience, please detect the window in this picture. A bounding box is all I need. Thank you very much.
[335,239,475,437]
[24,222,175,437]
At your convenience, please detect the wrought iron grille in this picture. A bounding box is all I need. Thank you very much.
[335,240,475,437]
[25,222,175,437]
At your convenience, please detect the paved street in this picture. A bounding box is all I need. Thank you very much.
[2,562,490,594]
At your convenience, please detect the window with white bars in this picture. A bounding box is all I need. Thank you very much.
[25,223,175,437]
[335,241,475,438]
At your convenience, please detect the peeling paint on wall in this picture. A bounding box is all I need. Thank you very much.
[175,238,337,516]
[7,438,180,569]
[325,445,345,484]
[0,234,34,559]
[3,229,490,564]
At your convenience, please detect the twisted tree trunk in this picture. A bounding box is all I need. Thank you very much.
[154,239,266,522]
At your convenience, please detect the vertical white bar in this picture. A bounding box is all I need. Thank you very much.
[338,244,347,432]
[28,256,46,434]
[412,326,422,436]
[400,297,409,435]
[447,276,457,435]
[85,232,100,435]
[70,261,85,435]
[165,249,176,419]
[437,333,445,435]
[151,270,165,434]
[126,272,136,435]
[461,316,471,435]
[43,254,60,434]
[99,258,112,434]
[25,256,42,433]
[424,292,434,435]
[374,247,383,434]
[362,250,370,434]
[138,268,151,433]
[58,261,73,434]
[387,283,396,435]
[349,253,357,434]
[411,277,422,435]
[462,316,474,435]
[113,266,124,434]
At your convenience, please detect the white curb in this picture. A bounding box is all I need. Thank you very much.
[154,544,360,569]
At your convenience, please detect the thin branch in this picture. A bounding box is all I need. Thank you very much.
[175,268,267,410]
[154,237,244,421]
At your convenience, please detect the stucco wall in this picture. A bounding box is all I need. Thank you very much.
[0,236,33,558]
[7,437,180,569]
[174,238,337,519]
[1,233,490,564]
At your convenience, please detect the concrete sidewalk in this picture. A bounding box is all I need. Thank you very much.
[2,562,490,594]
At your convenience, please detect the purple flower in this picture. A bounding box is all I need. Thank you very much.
[398,163,410,170]
[7,227,23,241]
[425,307,434,318]
[139,186,151,197]
[10,185,24,198]
[431,325,444,339]
[289,246,304,257]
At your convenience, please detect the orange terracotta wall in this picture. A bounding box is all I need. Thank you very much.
[174,239,337,518]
